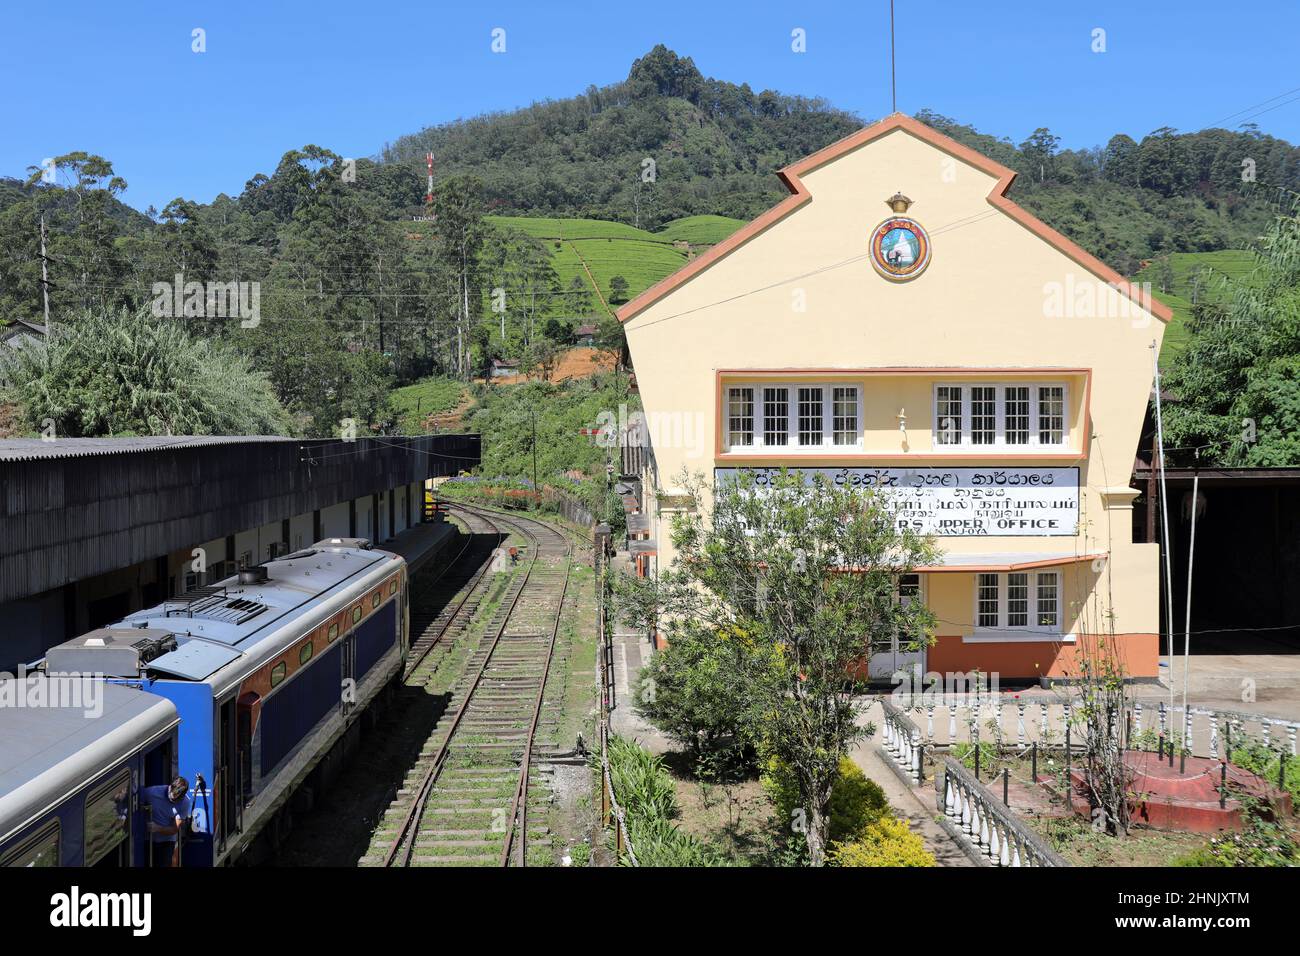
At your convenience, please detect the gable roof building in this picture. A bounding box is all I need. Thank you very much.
[617,114,1166,681]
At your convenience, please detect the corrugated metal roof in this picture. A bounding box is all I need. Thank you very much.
[0,435,294,462]
[0,433,482,613]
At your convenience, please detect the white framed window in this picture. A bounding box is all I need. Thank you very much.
[797,387,823,446]
[727,387,754,447]
[970,386,996,445]
[1038,386,1065,445]
[930,383,1069,450]
[763,387,789,446]
[1036,571,1060,628]
[976,573,1000,628]
[724,382,862,452]
[971,571,1062,634]
[1007,572,1029,626]
[1005,386,1030,444]
[832,387,858,446]
[935,386,962,445]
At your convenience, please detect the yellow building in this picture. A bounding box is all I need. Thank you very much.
[617,114,1169,682]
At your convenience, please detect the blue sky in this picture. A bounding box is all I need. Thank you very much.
[3,0,1298,213]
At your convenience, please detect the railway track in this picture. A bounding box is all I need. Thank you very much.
[365,504,574,867]
[402,507,505,682]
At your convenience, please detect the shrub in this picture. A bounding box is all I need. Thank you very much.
[604,734,730,867]
[952,740,999,774]
[568,842,591,867]
[1229,742,1300,806]
[762,756,888,845]
[2,307,290,437]
[633,623,757,772]
[1172,812,1298,868]
[828,816,936,867]
[627,817,732,867]
[607,735,677,821]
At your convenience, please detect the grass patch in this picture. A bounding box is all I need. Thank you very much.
[481,214,744,314]
[655,214,746,246]
[1031,815,1208,866]
[605,735,732,866]
[391,376,466,433]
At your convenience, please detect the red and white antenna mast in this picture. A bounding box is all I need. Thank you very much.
[425,152,434,206]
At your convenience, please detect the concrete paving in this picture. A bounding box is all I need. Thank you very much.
[607,548,676,755]
[850,701,976,867]
[1153,654,1300,720]
[382,519,457,575]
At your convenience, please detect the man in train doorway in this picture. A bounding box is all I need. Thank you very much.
[143,776,192,867]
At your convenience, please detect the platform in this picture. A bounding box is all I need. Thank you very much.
[381,520,459,576]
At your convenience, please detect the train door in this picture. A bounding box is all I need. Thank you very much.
[134,736,173,866]
[216,696,247,851]
[342,634,358,718]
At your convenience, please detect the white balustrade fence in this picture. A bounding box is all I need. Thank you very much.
[881,699,924,784]
[936,757,1069,867]
[885,693,1297,759]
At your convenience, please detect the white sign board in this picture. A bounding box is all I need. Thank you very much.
[713,467,1079,537]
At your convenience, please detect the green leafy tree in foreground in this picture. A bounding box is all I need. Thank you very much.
[616,469,938,866]
[633,620,758,771]
[1,307,291,437]
[1163,200,1300,465]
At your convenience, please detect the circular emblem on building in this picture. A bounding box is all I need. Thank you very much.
[870,193,931,281]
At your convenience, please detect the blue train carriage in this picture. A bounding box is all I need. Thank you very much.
[43,538,409,866]
[0,678,180,867]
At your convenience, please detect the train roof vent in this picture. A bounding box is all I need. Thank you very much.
[163,588,269,625]
[45,628,177,677]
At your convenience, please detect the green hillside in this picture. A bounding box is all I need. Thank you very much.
[484,213,744,314]
[1135,250,1258,357]
[657,214,748,245]
[389,376,466,433]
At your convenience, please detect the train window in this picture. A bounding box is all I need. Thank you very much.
[371,592,381,609]
[352,606,362,624]
[1,820,59,868]
[270,661,287,687]
[299,642,314,665]
[84,769,131,866]
[327,622,339,642]
[389,580,398,597]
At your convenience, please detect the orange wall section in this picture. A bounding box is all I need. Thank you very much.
[926,632,1160,680]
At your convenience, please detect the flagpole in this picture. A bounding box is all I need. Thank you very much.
[1151,342,1176,718]
[890,0,897,113]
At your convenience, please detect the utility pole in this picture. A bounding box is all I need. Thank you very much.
[890,0,897,113]
[377,252,385,355]
[531,406,539,504]
[1183,451,1200,746]
[39,213,51,330]
[1151,342,1176,716]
